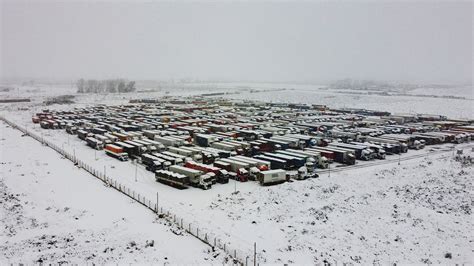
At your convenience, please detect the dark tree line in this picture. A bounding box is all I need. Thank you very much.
[76,79,136,93]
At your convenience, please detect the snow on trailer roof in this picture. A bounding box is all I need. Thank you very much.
[263,152,301,161]
[234,155,271,166]
[287,149,322,156]
[114,141,135,149]
[124,140,144,147]
[330,142,368,149]
[218,158,250,167]
[162,151,186,159]
[169,165,202,174]
[276,150,310,159]
[255,155,287,163]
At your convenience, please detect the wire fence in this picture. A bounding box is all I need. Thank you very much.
[1,116,258,265]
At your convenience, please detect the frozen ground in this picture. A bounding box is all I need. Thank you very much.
[0,122,224,264]
[1,83,473,263]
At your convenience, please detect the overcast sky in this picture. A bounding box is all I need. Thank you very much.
[1,1,472,84]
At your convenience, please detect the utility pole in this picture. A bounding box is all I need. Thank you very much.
[135,159,138,182]
[398,153,401,165]
[156,192,159,213]
[104,165,106,178]
[328,162,331,178]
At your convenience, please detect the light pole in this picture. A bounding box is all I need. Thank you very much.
[156,191,159,213]
[135,159,138,182]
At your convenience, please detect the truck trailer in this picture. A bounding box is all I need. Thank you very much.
[306,147,356,165]
[104,144,129,161]
[168,165,213,189]
[257,169,287,186]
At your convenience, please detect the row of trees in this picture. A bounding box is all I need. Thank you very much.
[76,79,136,93]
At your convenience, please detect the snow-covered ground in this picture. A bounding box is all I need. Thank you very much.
[1,83,473,263]
[202,151,473,264]
[0,122,225,264]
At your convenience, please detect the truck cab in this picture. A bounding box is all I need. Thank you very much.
[197,174,213,190]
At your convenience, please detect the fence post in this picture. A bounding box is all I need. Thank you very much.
[254,242,257,266]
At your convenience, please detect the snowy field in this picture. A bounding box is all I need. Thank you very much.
[1,83,473,263]
[0,122,225,264]
[198,83,473,120]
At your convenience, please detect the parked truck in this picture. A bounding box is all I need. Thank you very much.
[214,159,249,182]
[168,165,213,189]
[86,137,104,150]
[141,154,170,172]
[349,142,386,159]
[285,149,329,169]
[104,144,129,161]
[306,147,356,165]
[77,129,91,140]
[263,152,306,169]
[114,141,138,158]
[168,146,203,163]
[227,156,270,180]
[152,152,184,166]
[184,161,229,184]
[155,170,189,189]
[254,155,289,170]
[329,142,373,161]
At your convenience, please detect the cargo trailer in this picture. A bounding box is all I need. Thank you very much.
[141,154,170,172]
[155,170,189,189]
[254,155,289,170]
[215,158,250,182]
[329,142,373,161]
[77,129,91,140]
[184,161,229,184]
[114,141,138,157]
[263,152,306,169]
[168,165,212,189]
[86,137,104,150]
[364,136,407,153]
[104,144,129,161]
[285,149,329,169]
[151,152,183,166]
[124,140,147,156]
[257,169,287,186]
[306,147,356,165]
[349,142,386,159]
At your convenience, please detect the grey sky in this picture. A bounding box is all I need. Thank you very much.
[1,1,472,83]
